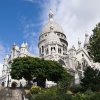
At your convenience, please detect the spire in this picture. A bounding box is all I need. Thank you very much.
[25,42,28,47]
[21,42,26,48]
[84,33,89,49]
[49,9,54,22]
[78,38,81,49]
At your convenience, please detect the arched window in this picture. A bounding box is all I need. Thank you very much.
[11,81,18,88]
[51,47,55,51]
[42,46,44,53]
[77,61,81,70]
[60,48,61,53]
[58,48,61,53]
[63,45,64,51]
[58,59,66,66]
[39,48,41,54]
[81,59,88,71]
[46,48,49,54]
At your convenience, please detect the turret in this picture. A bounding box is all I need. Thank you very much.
[49,9,54,22]
[84,33,89,50]
[4,55,9,64]
[69,45,76,58]
[2,55,9,76]
[20,42,27,54]
[78,39,82,49]
[11,42,19,59]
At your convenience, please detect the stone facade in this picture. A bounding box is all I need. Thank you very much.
[0,10,100,87]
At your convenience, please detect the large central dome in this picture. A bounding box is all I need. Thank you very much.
[41,10,64,35]
[41,21,63,34]
[38,10,68,58]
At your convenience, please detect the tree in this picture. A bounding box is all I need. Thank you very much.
[88,23,100,62]
[10,57,72,88]
[81,66,100,92]
[10,57,36,84]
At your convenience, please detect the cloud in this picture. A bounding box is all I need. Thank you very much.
[0,43,10,63]
[0,43,9,76]
[41,0,100,48]
[22,21,41,55]
[23,0,100,50]
[0,44,6,63]
[0,63,3,77]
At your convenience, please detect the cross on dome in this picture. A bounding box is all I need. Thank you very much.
[49,9,54,22]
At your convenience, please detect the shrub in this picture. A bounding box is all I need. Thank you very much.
[90,92,100,100]
[31,86,72,100]
[72,92,89,100]
[30,86,41,94]
[70,85,82,93]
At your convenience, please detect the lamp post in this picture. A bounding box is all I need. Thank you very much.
[7,72,9,88]
[5,64,10,88]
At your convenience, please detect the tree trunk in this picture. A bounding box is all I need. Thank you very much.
[27,80,31,88]
[37,77,46,88]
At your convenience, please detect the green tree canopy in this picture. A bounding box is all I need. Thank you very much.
[88,23,100,62]
[10,57,72,88]
[81,66,100,92]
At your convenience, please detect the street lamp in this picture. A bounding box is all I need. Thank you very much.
[4,64,10,87]
[7,70,9,88]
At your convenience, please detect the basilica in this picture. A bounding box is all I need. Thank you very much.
[0,10,100,87]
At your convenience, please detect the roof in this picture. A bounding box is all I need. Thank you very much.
[40,10,64,35]
[45,26,62,45]
[41,21,64,35]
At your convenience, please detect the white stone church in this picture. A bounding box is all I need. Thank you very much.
[0,10,100,87]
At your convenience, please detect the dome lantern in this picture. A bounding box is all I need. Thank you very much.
[49,9,54,22]
[40,10,64,35]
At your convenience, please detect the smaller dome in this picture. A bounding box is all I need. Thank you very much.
[41,10,63,35]
[25,42,28,47]
[41,21,63,34]
[15,45,19,51]
[21,42,26,48]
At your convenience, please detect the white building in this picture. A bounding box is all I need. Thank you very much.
[0,10,100,87]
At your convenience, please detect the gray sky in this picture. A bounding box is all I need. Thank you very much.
[41,0,100,48]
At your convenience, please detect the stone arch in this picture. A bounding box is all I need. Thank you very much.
[1,82,5,87]
[58,59,66,66]
[11,81,18,88]
[81,58,89,71]
[42,46,44,53]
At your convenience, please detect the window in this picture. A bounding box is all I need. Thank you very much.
[77,62,81,70]
[82,54,84,57]
[82,59,88,71]
[57,33,60,36]
[58,48,61,53]
[51,47,55,51]
[42,46,44,53]
[78,71,82,79]
[61,34,63,37]
[45,34,47,36]
[63,45,64,51]
[39,48,41,54]
[46,48,49,54]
